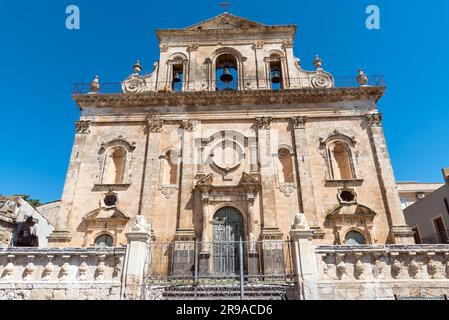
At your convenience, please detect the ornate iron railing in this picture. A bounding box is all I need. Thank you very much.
[144,240,295,300]
[72,76,385,95]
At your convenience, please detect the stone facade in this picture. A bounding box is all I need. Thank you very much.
[49,13,414,248]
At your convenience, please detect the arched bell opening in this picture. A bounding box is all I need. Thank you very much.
[269,55,283,90]
[171,59,184,92]
[215,54,238,91]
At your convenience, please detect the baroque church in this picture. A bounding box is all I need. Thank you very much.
[48,12,414,249]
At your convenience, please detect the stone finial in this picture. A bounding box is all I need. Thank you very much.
[313,55,323,69]
[292,213,310,231]
[89,75,100,94]
[130,215,151,234]
[133,60,142,74]
[357,69,369,86]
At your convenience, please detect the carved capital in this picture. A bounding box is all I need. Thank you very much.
[253,41,264,50]
[367,113,383,127]
[291,116,307,129]
[76,121,91,134]
[147,116,165,133]
[187,43,199,52]
[282,40,294,49]
[255,117,272,130]
[180,119,196,132]
[160,44,169,52]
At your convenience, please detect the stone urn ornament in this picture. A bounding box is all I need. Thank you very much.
[132,60,142,74]
[89,75,101,93]
[356,69,369,86]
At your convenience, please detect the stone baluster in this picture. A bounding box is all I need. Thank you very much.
[354,253,365,280]
[60,255,71,281]
[23,255,35,281]
[78,255,88,281]
[42,255,55,281]
[408,252,420,279]
[3,255,15,280]
[95,255,107,281]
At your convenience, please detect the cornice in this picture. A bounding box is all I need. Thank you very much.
[73,87,385,110]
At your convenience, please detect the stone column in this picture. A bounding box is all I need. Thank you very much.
[291,116,319,228]
[48,120,90,245]
[255,117,282,240]
[252,41,266,89]
[139,117,164,233]
[173,120,197,276]
[247,193,259,276]
[366,113,414,244]
[248,135,258,174]
[175,119,197,240]
[122,216,152,300]
[290,214,319,300]
[199,192,210,275]
[187,44,198,90]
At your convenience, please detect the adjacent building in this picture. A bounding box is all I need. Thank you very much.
[0,196,54,248]
[403,169,449,244]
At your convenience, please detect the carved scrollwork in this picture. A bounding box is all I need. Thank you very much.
[147,116,165,133]
[279,183,295,197]
[122,76,146,94]
[311,73,333,89]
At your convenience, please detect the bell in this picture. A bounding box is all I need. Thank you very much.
[271,70,281,84]
[220,68,234,83]
[173,71,182,83]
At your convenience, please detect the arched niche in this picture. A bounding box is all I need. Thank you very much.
[98,138,136,186]
[320,132,357,181]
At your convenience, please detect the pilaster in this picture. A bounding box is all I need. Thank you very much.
[366,112,414,244]
[48,120,91,245]
[291,116,319,228]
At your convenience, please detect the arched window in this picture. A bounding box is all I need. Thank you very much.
[95,234,114,247]
[329,141,355,180]
[216,54,238,91]
[345,230,366,245]
[102,147,126,184]
[277,148,294,184]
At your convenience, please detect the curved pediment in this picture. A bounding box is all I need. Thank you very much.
[83,207,130,222]
[185,13,266,31]
[326,203,376,219]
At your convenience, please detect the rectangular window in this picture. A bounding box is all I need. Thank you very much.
[433,217,448,244]
[444,198,449,216]
[412,227,422,244]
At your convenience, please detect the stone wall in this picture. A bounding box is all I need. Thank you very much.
[307,244,449,300]
[0,247,125,300]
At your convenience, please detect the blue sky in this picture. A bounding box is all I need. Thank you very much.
[1,1,448,203]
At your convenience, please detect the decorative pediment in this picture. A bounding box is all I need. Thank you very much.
[185,13,266,31]
[239,172,260,192]
[196,173,214,192]
[326,204,376,219]
[83,207,130,223]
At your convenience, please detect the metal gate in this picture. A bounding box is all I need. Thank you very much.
[144,239,296,300]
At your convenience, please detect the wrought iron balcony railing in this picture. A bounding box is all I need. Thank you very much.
[72,75,385,95]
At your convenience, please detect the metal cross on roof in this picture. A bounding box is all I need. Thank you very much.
[219,0,231,12]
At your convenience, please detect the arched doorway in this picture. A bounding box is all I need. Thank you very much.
[213,207,244,275]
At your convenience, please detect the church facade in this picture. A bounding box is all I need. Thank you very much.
[49,13,414,249]
[3,13,449,301]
